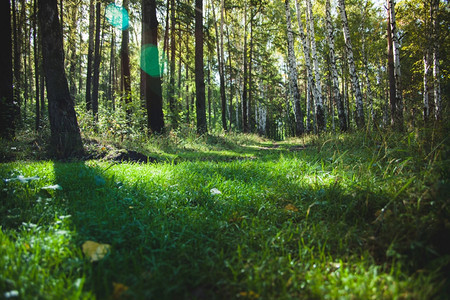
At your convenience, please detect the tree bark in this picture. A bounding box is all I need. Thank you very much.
[387,0,403,130]
[285,0,304,136]
[306,0,325,132]
[432,0,441,121]
[242,6,249,133]
[338,0,365,129]
[39,0,83,158]
[0,0,15,139]
[142,0,165,134]
[169,0,178,128]
[34,0,40,132]
[195,0,207,134]
[121,0,132,123]
[86,0,94,111]
[325,0,346,132]
[92,0,101,123]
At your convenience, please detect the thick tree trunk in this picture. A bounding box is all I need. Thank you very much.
[0,0,15,139]
[325,0,346,132]
[338,0,365,129]
[285,0,304,136]
[39,0,83,158]
[142,0,165,134]
[195,0,207,134]
[306,0,325,132]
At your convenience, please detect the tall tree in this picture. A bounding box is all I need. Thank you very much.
[195,0,207,134]
[0,0,15,139]
[306,0,325,132]
[121,0,132,122]
[294,0,315,133]
[86,0,95,111]
[168,0,178,128]
[387,0,403,130]
[92,0,102,122]
[38,0,83,158]
[142,0,165,133]
[34,0,40,131]
[338,0,365,129]
[432,0,441,121]
[325,0,347,132]
[285,0,304,136]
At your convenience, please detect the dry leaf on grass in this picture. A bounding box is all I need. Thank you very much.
[82,240,111,262]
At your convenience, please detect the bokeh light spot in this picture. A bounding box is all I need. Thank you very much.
[140,45,166,77]
[105,3,129,30]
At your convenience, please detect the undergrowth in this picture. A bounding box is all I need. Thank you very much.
[1,126,449,299]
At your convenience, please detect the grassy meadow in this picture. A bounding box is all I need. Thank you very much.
[1,128,449,299]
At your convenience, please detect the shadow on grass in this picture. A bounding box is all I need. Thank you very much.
[50,155,398,299]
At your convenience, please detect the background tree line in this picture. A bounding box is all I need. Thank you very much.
[0,0,448,157]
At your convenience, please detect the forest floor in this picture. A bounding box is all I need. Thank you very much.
[1,127,449,299]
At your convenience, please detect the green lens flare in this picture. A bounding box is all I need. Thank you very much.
[105,3,129,30]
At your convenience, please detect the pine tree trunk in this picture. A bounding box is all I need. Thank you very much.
[34,0,40,132]
[121,0,132,123]
[92,0,101,123]
[169,0,178,128]
[285,0,304,136]
[195,0,207,134]
[423,51,431,122]
[39,0,83,158]
[325,0,346,132]
[86,0,94,111]
[338,0,364,129]
[142,0,165,134]
[0,0,15,139]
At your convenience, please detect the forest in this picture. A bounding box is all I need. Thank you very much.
[0,0,449,298]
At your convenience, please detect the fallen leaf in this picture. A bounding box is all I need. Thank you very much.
[238,290,260,299]
[284,204,299,212]
[82,241,111,262]
[112,282,129,299]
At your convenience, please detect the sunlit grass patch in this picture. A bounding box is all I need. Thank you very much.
[1,130,448,298]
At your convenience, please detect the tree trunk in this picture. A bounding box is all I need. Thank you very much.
[338,0,365,129]
[294,0,315,133]
[142,0,165,134]
[423,51,431,122]
[387,0,403,130]
[306,0,325,132]
[86,0,94,111]
[39,0,83,158]
[432,0,441,121]
[92,0,101,123]
[195,0,207,134]
[242,6,249,133]
[325,0,346,132]
[248,9,255,132]
[285,0,304,136]
[12,0,21,123]
[34,0,40,132]
[169,0,178,128]
[121,0,132,123]
[0,0,15,139]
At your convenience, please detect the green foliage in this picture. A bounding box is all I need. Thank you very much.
[1,128,448,298]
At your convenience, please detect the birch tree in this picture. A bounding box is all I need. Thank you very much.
[325,0,347,132]
[338,0,365,129]
[387,0,403,130]
[306,0,325,132]
[294,0,315,133]
[285,0,304,136]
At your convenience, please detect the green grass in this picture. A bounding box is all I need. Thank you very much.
[1,129,449,299]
